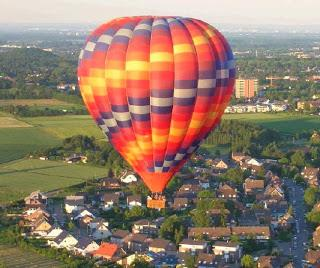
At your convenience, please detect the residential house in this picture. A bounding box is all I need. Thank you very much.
[79,214,95,228]
[257,256,281,268]
[313,226,320,247]
[110,229,131,246]
[101,193,120,211]
[93,242,123,261]
[91,222,112,240]
[231,226,270,241]
[172,197,190,210]
[126,233,150,253]
[48,230,78,250]
[239,209,259,226]
[198,177,210,189]
[212,241,242,263]
[65,195,85,214]
[46,227,64,240]
[73,237,99,256]
[24,190,48,208]
[305,250,320,265]
[217,184,238,200]
[197,253,216,268]
[179,239,207,253]
[89,218,109,230]
[117,254,155,267]
[264,200,288,222]
[276,213,294,230]
[232,152,248,163]
[301,167,319,187]
[263,185,284,201]
[212,159,229,170]
[24,208,50,222]
[188,227,232,241]
[132,219,161,236]
[121,174,138,184]
[241,158,263,174]
[149,238,176,254]
[101,177,121,190]
[244,178,264,196]
[30,218,52,237]
[127,195,142,208]
[73,209,95,221]
[154,254,179,268]
[175,184,201,202]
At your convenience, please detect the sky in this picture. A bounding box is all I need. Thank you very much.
[0,0,319,26]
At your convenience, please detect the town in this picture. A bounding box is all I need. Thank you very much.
[1,139,320,267]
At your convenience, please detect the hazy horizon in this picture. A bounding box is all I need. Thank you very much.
[1,0,320,26]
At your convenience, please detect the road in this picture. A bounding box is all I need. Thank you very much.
[284,179,310,267]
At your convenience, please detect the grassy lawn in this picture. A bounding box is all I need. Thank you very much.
[0,245,62,268]
[0,159,107,204]
[223,113,320,134]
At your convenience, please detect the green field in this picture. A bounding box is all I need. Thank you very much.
[23,115,103,140]
[0,159,107,204]
[0,245,62,267]
[0,115,103,164]
[223,113,320,134]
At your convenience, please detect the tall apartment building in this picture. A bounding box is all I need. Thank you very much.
[235,79,258,99]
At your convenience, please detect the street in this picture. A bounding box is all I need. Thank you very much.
[284,179,310,268]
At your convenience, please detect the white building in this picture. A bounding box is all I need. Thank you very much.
[91,222,112,240]
[179,239,207,253]
[48,231,78,251]
[121,174,138,184]
[73,237,99,256]
[213,241,242,262]
[65,195,85,214]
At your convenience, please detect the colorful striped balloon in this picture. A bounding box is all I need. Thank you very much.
[78,16,235,193]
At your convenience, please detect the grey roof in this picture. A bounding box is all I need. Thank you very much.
[75,237,94,250]
[53,230,70,244]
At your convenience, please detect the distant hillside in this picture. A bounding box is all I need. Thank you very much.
[0,48,77,86]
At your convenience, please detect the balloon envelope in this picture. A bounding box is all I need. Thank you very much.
[78,16,235,193]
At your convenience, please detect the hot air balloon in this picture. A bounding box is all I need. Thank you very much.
[78,16,235,208]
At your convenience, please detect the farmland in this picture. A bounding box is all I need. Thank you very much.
[0,113,31,128]
[223,113,320,134]
[0,115,102,164]
[0,245,62,268]
[0,98,75,107]
[0,159,107,204]
[23,115,103,140]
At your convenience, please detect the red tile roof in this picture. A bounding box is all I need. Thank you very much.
[93,242,118,259]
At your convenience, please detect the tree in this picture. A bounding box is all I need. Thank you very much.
[159,215,185,244]
[290,151,306,167]
[241,254,255,268]
[304,187,319,207]
[222,167,245,184]
[129,256,153,268]
[185,254,196,268]
[306,211,320,225]
[191,210,212,227]
[124,206,146,220]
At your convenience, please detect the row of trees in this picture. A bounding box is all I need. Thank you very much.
[0,105,87,117]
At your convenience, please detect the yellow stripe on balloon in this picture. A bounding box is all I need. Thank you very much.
[193,36,208,46]
[126,61,149,71]
[150,52,173,62]
[173,44,194,54]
